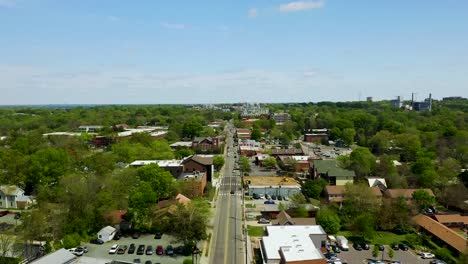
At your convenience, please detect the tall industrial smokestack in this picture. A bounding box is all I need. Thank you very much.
[429,93,432,111]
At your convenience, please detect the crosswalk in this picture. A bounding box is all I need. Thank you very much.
[219,192,243,196]
[220,183,239,186]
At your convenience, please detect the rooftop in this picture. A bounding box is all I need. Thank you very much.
[129,160,182,167]
[170,141,193,147]
[262,225,325,262]
[30,248,76,264]
[312,160,356,177]
[385,188,434,199]
[434,214,468,225]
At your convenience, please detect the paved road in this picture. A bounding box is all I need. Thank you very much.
[210,122,245,264]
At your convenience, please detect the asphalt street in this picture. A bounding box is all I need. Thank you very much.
[210,122,245,264]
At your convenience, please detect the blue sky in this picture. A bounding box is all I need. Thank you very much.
[0,0,467,104]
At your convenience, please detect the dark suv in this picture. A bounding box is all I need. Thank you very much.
[136,245,145,255]
[128,243,136,254]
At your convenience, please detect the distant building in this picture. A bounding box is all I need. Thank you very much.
[442,96,466,101]
[244,176,301,197]
[271,113,291,124]
[192,137,219,152]
[78,125,102,133]
[97,226,116,242]
[366,97,373,102]
[236,128,252,140]
[390,96,403,108]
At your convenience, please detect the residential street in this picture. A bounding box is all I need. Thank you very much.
[210,122,245,264]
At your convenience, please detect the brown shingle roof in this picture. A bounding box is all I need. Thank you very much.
[371,187,383,197]
[434,214,468,225]
[190,155,213,165]
[272,210,316,225]
[385,189,434,199]
[413,214,468,254]
[324,185,345,195]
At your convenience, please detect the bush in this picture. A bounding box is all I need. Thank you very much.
[183,258,193,264]
[434,248,454,264]
[404,233,423,247]
[61,233,82,249]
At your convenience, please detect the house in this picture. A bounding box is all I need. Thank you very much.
[383,189,434,202]
[97,226,116,242]
[255,154,271,166]
[240,145,262,156]
[310,160,355,186]
[324,185,345,203]
[272,210,316,226]
[192,137,219,152]
[324,185,382,203]
[413,214,468,254]
[244,176,301,198]
[260,225,327,264]
[181,155,214,182]
[92,136,111,148]
[157,193,192,215]
[0,185,32,209]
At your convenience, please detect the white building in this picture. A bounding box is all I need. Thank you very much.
[260,225,327,264]
[0,185,32,209]
[97,226,116,242]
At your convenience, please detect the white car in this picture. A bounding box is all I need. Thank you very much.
[109,244,119,254]
[420,252,435,259]
[68,248,84,256]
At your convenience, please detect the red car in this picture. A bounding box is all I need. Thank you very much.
[156,245,164,255]
[0,211,9,217]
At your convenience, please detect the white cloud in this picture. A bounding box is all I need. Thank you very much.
[279,1,324,13]
[161,22,186,30]
[248,8,258,18]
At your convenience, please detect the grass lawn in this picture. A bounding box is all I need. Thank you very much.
[247,225,265,237]
[245,203,256,208]
[336,231,407,245]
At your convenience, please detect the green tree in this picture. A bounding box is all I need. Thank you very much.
[169,198,211,245]
[369,130,393,155]
[213,155,225,171]
[341,128,356,146]
[289,192,307,208]
[175,148,195,159]
[182,120,203,139]
[302,178,328,199]
[137,164,175,199]
[352,212,376,241]
[316,208,341,234]
[412,190,436,210]
[372,245,379,259]
[26,147,70,191]
[388,248,395,260]
[251,124,261,141]
[395,133,421,162]
[239,156,251,173]
[349,147,376,177]
[262,157,277,169]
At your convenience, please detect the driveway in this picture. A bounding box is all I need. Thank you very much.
[82,234,195,264]
[335,245,435,264]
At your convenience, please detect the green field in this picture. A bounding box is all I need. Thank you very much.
[247,225,265,237]
[336,231,407,245]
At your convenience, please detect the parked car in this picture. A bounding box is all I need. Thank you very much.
[128,243,136,254]
[331,245,340,253]
[69,248,84,256]
[156,245,164,255]
[398,243,409,251]
[144,261,151,264]
[360,243,370,250]
[132,232,141,239]
[391,244,399,250]
[258,218,270,224]
[0,211,9,217]
[113,232,121,240]
[145,245,154,255]
[252,193,260,199]
[390,261,401,264]
[324,252,337,259]
[90,238,104,245]
[136,245,145,255]
[429,260,447,264]
[353,243,362,251]
[265,194,271,200]
[259,194,265,199]
[166,245,174,256]
[109,244,119,254]
[420,252,435,259]
[271,195,277,200]
[264,200,275,204]
[133,259,141,264]
[117,245,128,254]
[175,245,184,256]
[154,232,163,239]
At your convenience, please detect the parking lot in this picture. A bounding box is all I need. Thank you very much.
[82,234,196,264]
[332,246,435,264]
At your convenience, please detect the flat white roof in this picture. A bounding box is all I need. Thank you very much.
[129,160,182,167]
[150,131,168,137]
[170,141,193,147]
[263,225,325,262]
